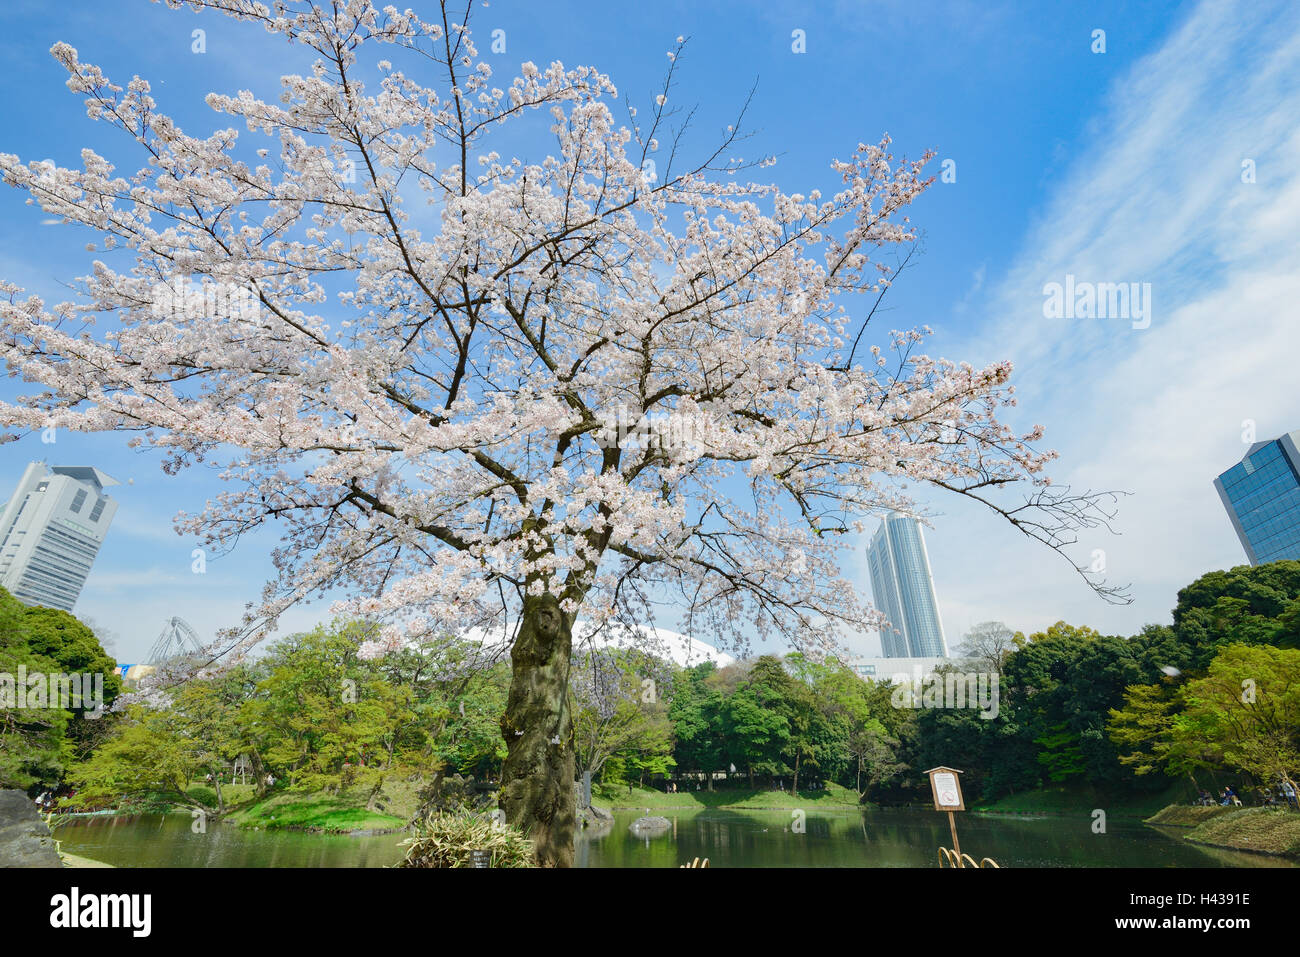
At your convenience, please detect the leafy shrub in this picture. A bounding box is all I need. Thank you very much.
[397,810,534,868]
[186,785,219,808]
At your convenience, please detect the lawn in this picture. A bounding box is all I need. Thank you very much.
[228,777,424,832]
[592,782,863,810]
[1147,804,1300,858]
[975,781,1196,818]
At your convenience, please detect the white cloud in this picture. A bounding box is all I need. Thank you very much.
[931,0,1300,640]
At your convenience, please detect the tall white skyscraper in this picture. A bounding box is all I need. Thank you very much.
[0,462,119,611]
[866,512,948,658]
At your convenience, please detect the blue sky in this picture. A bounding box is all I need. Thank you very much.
[0,0,1296,662]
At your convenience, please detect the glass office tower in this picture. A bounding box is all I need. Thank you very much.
[866,512,948,658]
[1214,430,1300,565]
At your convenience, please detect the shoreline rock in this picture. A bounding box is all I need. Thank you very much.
[578,804,613,829]
[629,815,672,835]
[0,790,63,868]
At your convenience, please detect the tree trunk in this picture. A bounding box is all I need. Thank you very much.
[365,775,384,813]
[793,752,801,796]
[499,593,576,868]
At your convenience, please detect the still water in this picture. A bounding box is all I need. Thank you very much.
[55,808,1287,868]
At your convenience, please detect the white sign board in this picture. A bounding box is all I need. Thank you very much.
[933,772,961,808]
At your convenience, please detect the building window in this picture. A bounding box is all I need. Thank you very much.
[88,498,106,522]
[70,489,88,513]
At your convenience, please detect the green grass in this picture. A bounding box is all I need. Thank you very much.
[229,778,424,832]
[186,782,259,808]
[1145,804,1238,828]
[1178,806,1300,858]
[592,782,863,810]
[975,781,1195,818]
[230,794,407,832]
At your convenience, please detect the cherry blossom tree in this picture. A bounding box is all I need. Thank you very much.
[0,0,1124,865]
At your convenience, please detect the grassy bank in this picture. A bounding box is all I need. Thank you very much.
[227,778,423,833]
[1148,804,1300,858]
[60,783,262,817]
[1145,804,1236,828]
[975,782,1195,818]
[592,783,863,810]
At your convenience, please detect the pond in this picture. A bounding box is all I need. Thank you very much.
[53,807,1289,868]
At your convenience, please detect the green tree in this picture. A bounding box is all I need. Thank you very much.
[1108,679,1188,778]
[0,589,71,790]
[571,648,674,788]
[781,653,850,792]
[1173,561,1300,666]
[1000,621,1177,791]
[244,623,424,802]
[66,664,262,813]
[1035,721,1086,782]
[804,658,903,798]
[723,657,794,787]
[64,704,212,811]
[0,588,121,789]
[1170,643,1300,788]
[667,662,725,790]
[21,604,122,703]
[437,663,510,779]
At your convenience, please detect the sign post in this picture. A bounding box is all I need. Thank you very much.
[925,766,966,861]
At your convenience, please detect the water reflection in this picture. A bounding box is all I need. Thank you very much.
[54,808,1291,869]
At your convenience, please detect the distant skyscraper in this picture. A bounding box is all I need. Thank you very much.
[866,512,948,658]
[1214,430,1300,566]
[0,463,119,611]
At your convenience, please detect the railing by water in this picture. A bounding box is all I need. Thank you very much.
[938,846,999,868]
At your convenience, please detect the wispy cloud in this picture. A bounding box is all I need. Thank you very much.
[931,0,1300,639]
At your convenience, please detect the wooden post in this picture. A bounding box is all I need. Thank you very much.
[926,766,966,865]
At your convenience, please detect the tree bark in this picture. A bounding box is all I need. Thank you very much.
[499,593,576,868]
[365,775,385,813]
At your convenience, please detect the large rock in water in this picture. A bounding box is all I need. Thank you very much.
[629,815,672,836]
[0,790,62,867]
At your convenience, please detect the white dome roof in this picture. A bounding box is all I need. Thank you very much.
[459,621,734,669]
